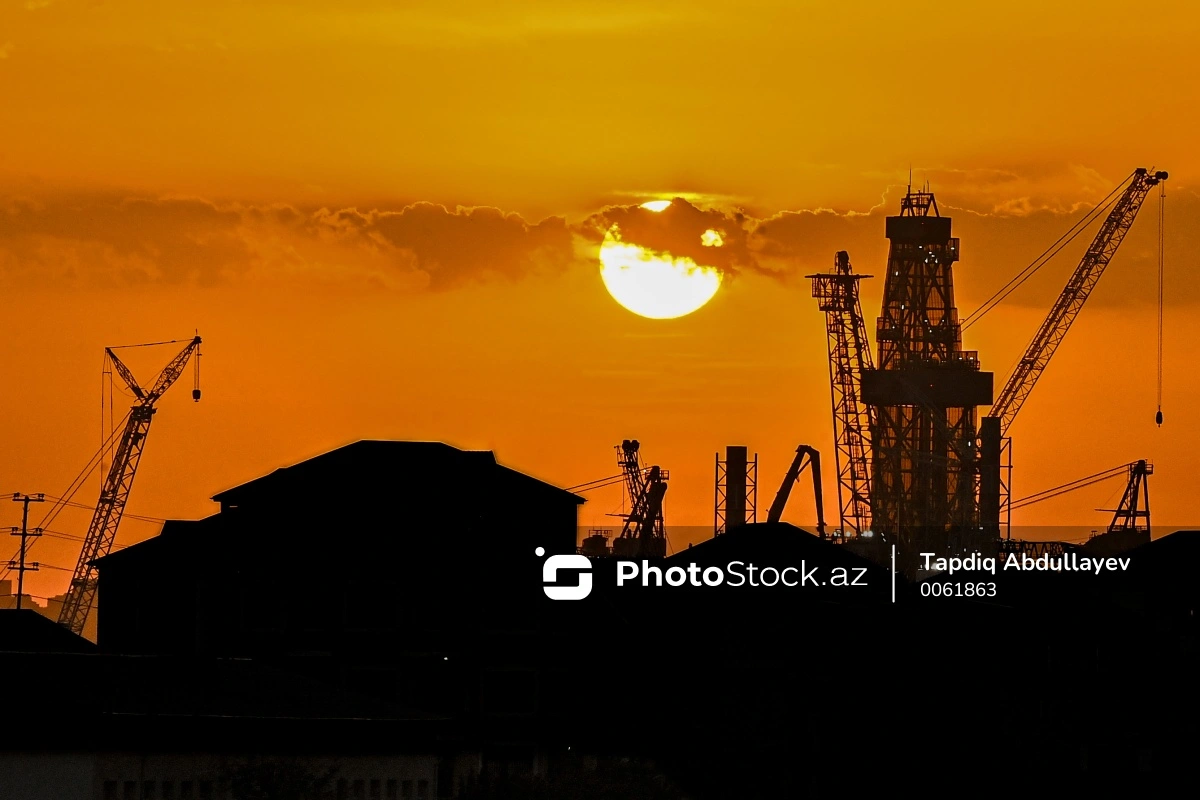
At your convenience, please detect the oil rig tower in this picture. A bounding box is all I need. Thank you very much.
[860,188,993,563]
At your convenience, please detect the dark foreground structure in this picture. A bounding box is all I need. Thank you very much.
[3,441,1197,798]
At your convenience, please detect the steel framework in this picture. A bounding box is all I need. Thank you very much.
[864,189,993,562]
[989,169,1168,436]
[610,440,668,558]
[57,336,202,635]
[808,252,875,537]
[1106,460,1152,535]
[714,446,757,535]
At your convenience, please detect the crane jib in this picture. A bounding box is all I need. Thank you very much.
[990,169,1165,436]
[57,335,203,636]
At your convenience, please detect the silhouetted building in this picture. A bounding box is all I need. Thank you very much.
[86,440,1200,797]
[0,608,94,653]
[95,440,583,783]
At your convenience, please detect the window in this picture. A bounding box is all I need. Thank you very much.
[142,780,156,799]
[401,780,413,800]
[180,781,193,800]
[352,779,365,799]
[103,781,119,800]
[337,779,349,799]
[161,782,174,800]
[417,780,429,800]
[386,779,398,799]
[124,781,137,800]
[370,779,381,799]
[198,781,212,800]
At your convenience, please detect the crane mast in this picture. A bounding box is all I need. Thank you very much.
[989,168,1168,436]
[808,252,875,537]
[57,335,202,636]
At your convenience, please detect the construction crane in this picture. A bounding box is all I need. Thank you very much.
[765,445,826,539]
[609,439,668,559]
[977,168,1166,535]
[1104,459,1152,536]
[808,252,875,538]
[57,335,202,635]
[987,168,1168,436]
[1003,459,1152,557]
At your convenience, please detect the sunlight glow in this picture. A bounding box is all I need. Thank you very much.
[640,200,672,212]
[598,224,722,319]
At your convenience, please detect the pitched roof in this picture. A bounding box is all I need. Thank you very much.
[211,440,583,508]
[0,609,96,653]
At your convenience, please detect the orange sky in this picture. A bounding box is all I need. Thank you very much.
[2,1,1199,602]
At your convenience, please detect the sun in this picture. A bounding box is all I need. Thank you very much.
[598,201,723,320]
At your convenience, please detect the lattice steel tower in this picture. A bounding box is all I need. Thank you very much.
[860,189,993,562]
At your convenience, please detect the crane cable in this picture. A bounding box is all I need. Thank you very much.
[961,170,1133,331]
[1010,462,1133,511]
[1156,180,1165,426]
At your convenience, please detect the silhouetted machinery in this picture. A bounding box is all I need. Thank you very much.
[978,168,1168,535]
[1003,458,1153,558]
[808,252,874,539]
[57,336,202,635]
[810,168,1167,562]
[610,439,668,559]
[765,445,826,538]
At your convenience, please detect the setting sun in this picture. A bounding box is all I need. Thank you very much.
[598,223,723,319]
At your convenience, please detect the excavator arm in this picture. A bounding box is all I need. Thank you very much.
[766,446,826,538]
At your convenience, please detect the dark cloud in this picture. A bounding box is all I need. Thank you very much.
[578,197,757,277]
[0,195,576,290]
[0,195,250,286]
[1,181,1195,308]
[314,203,575,289]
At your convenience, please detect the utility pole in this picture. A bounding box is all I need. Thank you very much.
[10,493,45,611]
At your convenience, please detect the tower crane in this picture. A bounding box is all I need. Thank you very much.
[609,439,668,559]
[57,335,202,635]
[765,445,826,538]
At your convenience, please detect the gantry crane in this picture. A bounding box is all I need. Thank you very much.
[57,335,202,635]
[808,252,875,538]
[765,445,826,538]
[609,439,668,558]
[1105,459,1152,536]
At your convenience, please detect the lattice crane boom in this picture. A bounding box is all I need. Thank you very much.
[611,439,668,558]
[808,252,875,537]
[57,335,202,636]
[990,169,1167,435]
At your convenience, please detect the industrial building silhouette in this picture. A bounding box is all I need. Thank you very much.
[2,440,1198,798]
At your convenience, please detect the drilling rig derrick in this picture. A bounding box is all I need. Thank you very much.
[862,189,994,566]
